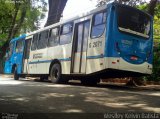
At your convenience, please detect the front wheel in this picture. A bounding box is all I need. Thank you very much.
[14,66,19,80]
[50,63,68,84]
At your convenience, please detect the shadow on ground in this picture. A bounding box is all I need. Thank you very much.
[0,77,159,119]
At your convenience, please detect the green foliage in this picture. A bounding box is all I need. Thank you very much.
[154,4,160,41]
[138,3,160,81]
[138,3,160,41]
[0,1,13,41]
[145,47,160,81]
[0,0,47,45]
[20,0,48,33]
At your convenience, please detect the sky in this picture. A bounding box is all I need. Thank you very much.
[63,0,151,19]
[41,0,151,27]
[63,0,97,19]
[41,0,97,27]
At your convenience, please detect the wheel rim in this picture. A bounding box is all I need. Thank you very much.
[53,68,59,80]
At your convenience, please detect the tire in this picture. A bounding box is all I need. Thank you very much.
[50,63,68,84]
[40,75,48,81]
[14,66,19,80]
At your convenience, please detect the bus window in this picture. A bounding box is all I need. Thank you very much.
[48,27,59,47]
[91,11,106,38]
[31,34,38,51]
[16,40,23,53]
[60,23,73,45]
[37,30,48,49]
[82,21,90,51]
[117,6,150,38]
[24,39,32,59]
[8,43,14,56]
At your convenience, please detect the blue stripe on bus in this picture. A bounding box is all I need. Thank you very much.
[29,58,71,64]
[29,60,51,64]
[59,58,71,61]
[87,55,104,59]
[28,55,103,64]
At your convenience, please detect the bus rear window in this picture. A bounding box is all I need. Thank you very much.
[117,6,151,38]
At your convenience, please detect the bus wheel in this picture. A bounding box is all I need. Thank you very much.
[50,63,64,84]
[14,66,19,80]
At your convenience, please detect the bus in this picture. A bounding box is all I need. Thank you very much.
[4,3,153,85]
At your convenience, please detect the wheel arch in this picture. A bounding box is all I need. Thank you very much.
[49,59,61,75]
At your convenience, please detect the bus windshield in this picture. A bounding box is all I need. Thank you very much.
[117,6,151,38]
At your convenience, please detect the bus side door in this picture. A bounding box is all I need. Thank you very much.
[71,20,90,73]
[23,38,32,74]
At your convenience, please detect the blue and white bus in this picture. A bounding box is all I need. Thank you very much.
[4,3,153,85]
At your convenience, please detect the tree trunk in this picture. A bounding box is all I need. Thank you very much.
[7,3,20,42]
[12,6,27,37]
[148,0,158,16]
[0,2,20,58]
[0,1,27,59]
[45,0,68,27]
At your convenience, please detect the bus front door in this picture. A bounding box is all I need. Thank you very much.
[72,20,90,73]
[23,38,31,74]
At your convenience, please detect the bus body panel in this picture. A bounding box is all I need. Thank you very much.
[104,4,153,74]
[86,35,106,74]
[29,48,49,74]
[4,3,153,79]
[85,9,107,74]
[47,43,72,74]
[4,42,16,74]
[4,35,26,74]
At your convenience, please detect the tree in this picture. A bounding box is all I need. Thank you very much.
[148,0,158,16]
[97,0,147,7]
[0,0,47,58]
[0,1,13,46]
[143,3,160,82]
[45,0,68,26]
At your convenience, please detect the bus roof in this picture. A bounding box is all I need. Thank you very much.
[26,3,110,37]
[11,2,152,41]
[26,2,152,37]
[10,34,26,43]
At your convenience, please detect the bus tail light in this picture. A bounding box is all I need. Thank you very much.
[112,62,116,64]
[130,56,138,60]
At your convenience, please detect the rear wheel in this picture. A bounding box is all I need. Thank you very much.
[50,63,68,84]
[14,66,19,80]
